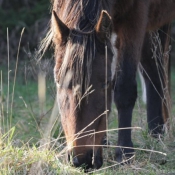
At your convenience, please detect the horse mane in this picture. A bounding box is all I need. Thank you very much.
[38,0,113,96]
[38,0,114,56]
[53,0,100,30]
[57,29,96,97]
[57,0,102,97]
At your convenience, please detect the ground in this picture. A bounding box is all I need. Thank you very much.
[0,59,175,174]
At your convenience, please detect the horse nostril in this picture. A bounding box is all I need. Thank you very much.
[68,150,100,169]
[93,148,103,169]
[68,153,70,162]
[68,153,81,167]
[72,157,80,167]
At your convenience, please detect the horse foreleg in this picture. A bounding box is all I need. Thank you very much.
[140,25,171,136]
[112,1,148,163]
[113,38,141,162]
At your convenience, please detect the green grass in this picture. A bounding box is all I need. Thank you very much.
[0,61,175,174]
[0,61,55,144]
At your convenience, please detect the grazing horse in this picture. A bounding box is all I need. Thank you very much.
[44,0,174,169]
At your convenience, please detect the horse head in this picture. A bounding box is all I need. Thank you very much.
[52,10,114,169]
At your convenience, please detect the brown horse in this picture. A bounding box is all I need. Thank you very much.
[43,0,174,169]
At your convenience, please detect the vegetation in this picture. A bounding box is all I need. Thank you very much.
[0,0,50,62]
[0,1,175,174]
[0,54,175,174]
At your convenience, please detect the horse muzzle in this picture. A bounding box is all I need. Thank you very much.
[68,148,103,170]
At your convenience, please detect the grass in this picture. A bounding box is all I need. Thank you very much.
[0,37,175,174]
[0,60,175,175]
[0,60,56,142]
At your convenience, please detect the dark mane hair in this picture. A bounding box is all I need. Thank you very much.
[40,0,113,96]
[54,0,100,97]
[57,29,96,97]
[39,0,113,56]
[53,0,100,31]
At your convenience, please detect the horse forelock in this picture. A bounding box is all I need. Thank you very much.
[39,0,113,97]
[39,0,112,57]
[51,0,103,99]
[58,30,96,98]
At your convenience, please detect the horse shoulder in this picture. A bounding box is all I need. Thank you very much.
[148,0,175,30]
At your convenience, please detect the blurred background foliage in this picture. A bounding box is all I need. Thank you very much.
[0,0,175,64]
[0,0,51,62]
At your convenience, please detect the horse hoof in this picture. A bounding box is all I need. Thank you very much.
[115,147,135,164]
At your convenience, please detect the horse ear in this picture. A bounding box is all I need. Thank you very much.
[95,10,112,42]
[52,11,70,43]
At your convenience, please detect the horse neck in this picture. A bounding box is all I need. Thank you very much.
[109,0,175,31]
[148,1,175,30]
